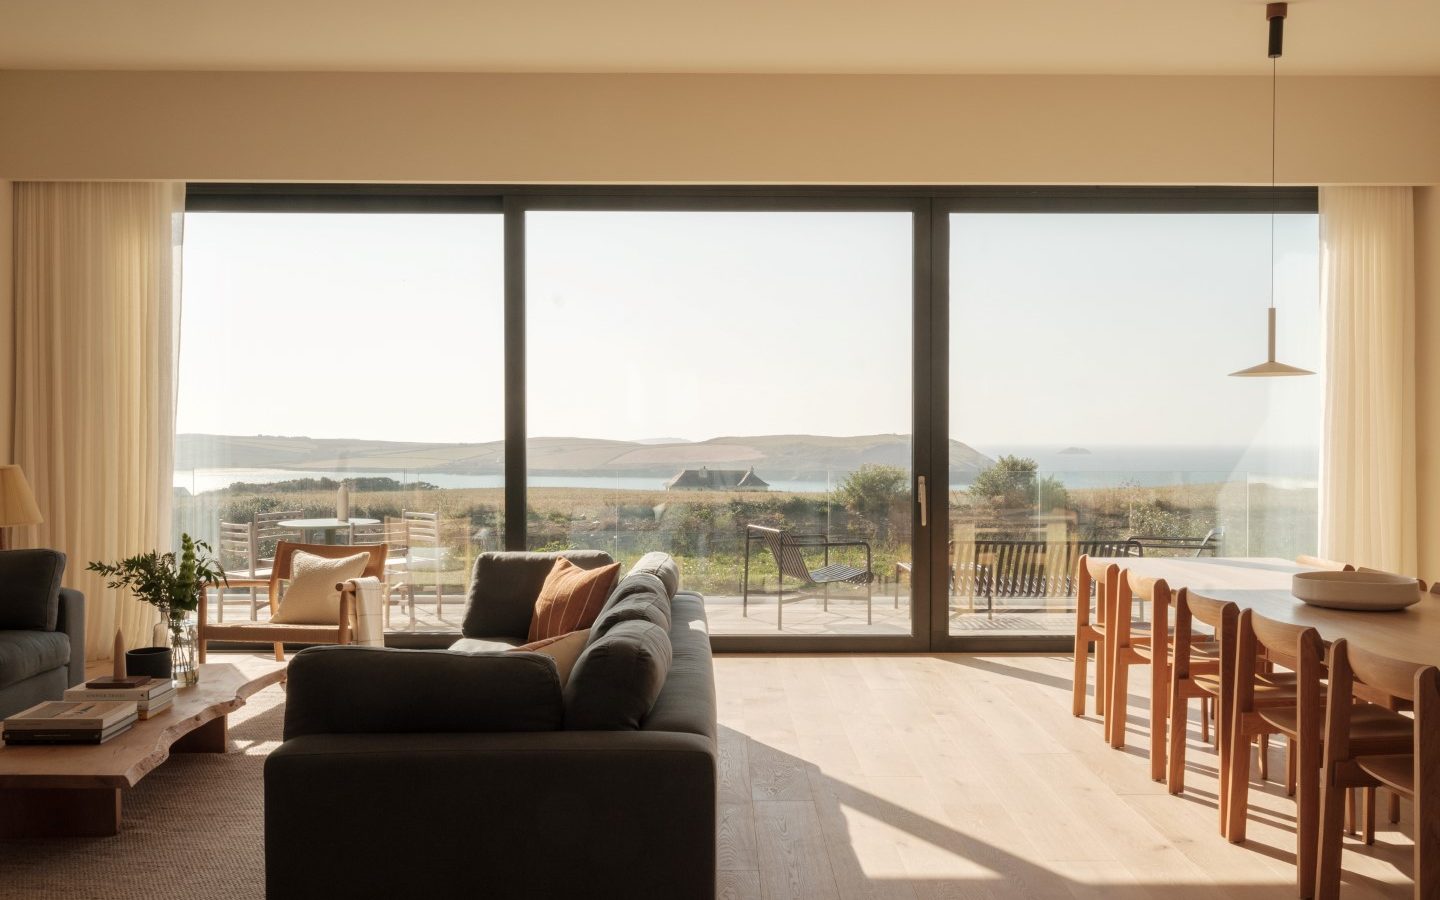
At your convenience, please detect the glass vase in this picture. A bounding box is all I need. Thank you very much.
[170,613,199,686]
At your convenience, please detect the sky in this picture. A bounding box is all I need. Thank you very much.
[177,209,1320,452]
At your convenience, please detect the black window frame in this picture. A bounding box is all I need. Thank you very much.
[182,183,1320,653]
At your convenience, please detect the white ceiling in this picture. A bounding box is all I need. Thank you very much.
[1,0,1436,75]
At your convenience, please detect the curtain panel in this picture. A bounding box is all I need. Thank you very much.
[1318,186,1417,573]
[12,182,185,660]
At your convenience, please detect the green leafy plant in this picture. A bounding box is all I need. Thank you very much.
[87,534,227,639]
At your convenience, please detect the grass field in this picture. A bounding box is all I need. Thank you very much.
[174,474,1317,597]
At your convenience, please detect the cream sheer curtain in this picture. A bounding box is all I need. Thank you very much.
[12,182,185,660]
[1318,186,1417,573]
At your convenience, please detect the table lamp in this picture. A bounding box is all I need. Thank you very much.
[0,464,43,550]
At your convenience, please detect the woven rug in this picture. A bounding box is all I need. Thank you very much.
[0,684,285,900]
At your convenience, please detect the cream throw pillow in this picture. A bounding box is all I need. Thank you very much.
[509,630,590,687]
[270,550,371,625]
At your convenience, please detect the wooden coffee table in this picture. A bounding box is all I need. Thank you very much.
[0,658,286,837]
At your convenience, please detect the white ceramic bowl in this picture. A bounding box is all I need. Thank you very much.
[1291,570,1421,611]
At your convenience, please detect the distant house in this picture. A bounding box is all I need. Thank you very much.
[665,466,770,492]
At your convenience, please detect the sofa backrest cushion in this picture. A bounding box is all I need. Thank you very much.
[282,645,564,739]
[0,549,65,631]
[625,551,680,600]
[563,620,673,730]
[589,573,671,643]
[461,550,615,641]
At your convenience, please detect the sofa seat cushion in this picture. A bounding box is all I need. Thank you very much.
[0,549,66,631]
[563,620,672,730]
[0,630,70,690]
[450,636,522,654]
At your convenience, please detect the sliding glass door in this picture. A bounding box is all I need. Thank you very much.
[175,208,505,633]
[178,186,1323,650]
[524,204,925,641]
[941,208,1321,642]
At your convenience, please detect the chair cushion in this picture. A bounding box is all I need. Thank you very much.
[0,630,70,690]
[461,550,616,641]
[0,549,65,631]
[625,552,680,600]
[508,630,589,686]
[563,620,672,730]
[528,558,620,642]
[271,551,371,625]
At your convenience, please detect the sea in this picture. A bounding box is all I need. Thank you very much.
[173,444,1318,495]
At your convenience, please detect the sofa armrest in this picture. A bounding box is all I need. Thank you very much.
[265,729,716,900]
[56,588,85,687]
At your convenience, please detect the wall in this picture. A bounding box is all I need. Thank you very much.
[0,71,1438,185]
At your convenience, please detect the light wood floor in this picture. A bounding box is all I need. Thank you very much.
[714,654,1414,899]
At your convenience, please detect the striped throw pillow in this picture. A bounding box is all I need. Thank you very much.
[528,558,621,643]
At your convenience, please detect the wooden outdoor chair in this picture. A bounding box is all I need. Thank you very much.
[743,524,874,629]
[212,510,302,622]
[353,517,415,629]
[198,541,387,662]
[1316,639,1436,900]
[401,510,446,619]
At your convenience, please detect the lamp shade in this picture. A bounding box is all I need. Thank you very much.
[0,465,43,527]
[1229,307,1314,378]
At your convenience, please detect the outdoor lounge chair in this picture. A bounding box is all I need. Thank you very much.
[743,524,874,629]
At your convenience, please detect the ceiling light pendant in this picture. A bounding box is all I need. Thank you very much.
[1230,1,1313,378]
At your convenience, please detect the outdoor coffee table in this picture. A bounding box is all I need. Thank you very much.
[0,658,286,837]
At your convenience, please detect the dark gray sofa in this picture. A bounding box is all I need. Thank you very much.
[0,549,86,719]
[265,550,716,900]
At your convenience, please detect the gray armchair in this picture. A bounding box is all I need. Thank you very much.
[0,549,86,718]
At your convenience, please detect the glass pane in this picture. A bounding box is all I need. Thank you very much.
[948,212,1321,638]
[527,210,913,636]
[174,212,505,633]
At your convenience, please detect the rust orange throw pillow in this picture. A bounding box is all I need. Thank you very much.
[528,558,621,642]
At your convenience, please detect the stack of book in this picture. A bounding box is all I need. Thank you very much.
[3,700,138,745]
[65,676,176,719]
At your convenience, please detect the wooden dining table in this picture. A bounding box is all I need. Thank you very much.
[1085,555,1440,668]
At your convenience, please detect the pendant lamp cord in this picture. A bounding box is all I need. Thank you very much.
[1270,56,1277,310]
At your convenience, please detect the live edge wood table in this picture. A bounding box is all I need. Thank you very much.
[0,659,286,838]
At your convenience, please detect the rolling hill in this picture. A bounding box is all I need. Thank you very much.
[175,433,993,481]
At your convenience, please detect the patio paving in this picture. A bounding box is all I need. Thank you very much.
[208,588,1075,638]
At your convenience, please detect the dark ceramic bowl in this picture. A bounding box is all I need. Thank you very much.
[125,647,173,680]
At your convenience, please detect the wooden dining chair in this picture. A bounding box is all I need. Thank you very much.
[1296,555,1355,571]
[1226,611,1329,894]
[1109,571,1197,780]
[1167,589,1232,807]
[1316,639,1436,900]
[1073,555,1120,721]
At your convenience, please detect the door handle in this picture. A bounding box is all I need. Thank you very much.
[917,475,928,527]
